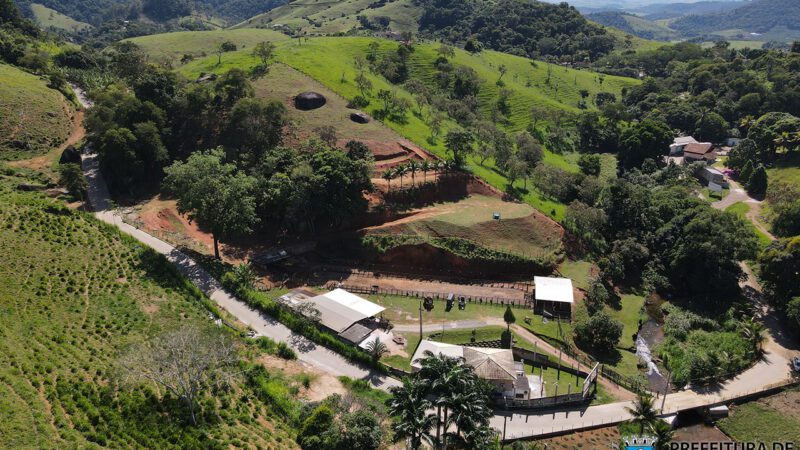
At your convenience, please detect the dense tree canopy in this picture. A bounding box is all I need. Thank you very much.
[416,0,616,61]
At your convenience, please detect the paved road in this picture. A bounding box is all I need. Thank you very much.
[80,152,401,391]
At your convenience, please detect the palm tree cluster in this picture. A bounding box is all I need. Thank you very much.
[624,393,674,450]
[381,159,458,192]
[386,352,497,449]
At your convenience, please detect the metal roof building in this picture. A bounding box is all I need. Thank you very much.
[307,288,385,333]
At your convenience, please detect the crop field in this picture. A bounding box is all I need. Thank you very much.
[0,170,296,448]
[29,3,91,32]
[367,194,564,258]
[718,388,800,444]
[0,64,73,161]
[141,32,635,219]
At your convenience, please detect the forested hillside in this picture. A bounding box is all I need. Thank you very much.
[416,0,617,60]
[13,0,287,25]
[670,0,800,35]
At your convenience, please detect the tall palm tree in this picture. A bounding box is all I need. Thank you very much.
[651,420,674,450]
[408,160,419,187]
[397,165,407,188]
[382,169,394,192]
[420,160,430,184]
[625,393,658,434]
[365,336,389,364]
[445,379,494,446]
[386,379,437,449]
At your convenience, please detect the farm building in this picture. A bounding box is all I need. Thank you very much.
[682,142,717,164]
[411,341,539,399]
[532,276,574,319]
[278,288,386,345]
[698,166,728,188]
[669,136,699,155]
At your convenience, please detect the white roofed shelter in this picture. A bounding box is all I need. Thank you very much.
[304,289,386,343]
[533,276,574,320]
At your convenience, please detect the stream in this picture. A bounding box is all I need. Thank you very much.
[635,310,671,393]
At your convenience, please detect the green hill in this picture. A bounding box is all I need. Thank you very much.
[0,64,73,160]
[234,0,421,35]
[129,32,637,218]
[0,170,297,448]
[671,0,800,38]
[588,11,679,41]
[238,0,628,61]
[29,3,91,32]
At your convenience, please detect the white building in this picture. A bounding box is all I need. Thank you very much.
[533,276,574,319]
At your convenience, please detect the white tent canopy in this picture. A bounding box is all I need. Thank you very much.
[307,288,385,333]
[533,276,574,304]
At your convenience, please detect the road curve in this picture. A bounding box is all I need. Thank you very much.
[80,151,401,391]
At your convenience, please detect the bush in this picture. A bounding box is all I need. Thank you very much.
[574,309,623,354]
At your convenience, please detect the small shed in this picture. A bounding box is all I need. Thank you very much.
[533,276,573,319]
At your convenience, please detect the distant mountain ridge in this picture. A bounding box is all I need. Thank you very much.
[670,0,800,35]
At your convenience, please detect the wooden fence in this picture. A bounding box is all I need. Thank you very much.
[330,282,534,308]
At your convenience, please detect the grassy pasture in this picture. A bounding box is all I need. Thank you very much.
[0,64,73,161]
[253,63,405,147]
[129,29,290,64]
[29,3,91,32]
[0,170,296,448]
[234,0,421,34]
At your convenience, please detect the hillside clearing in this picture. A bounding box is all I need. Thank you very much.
[29,3,91,32]
[0,64,73,161]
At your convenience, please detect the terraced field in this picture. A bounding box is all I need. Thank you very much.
[0,170,297,448]
[0,64,73,161]
[367,195,564,259]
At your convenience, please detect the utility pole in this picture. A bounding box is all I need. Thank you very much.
[661,357,672,413]
[419,298,423,343]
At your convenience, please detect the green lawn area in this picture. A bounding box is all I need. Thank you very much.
[367,293,523,324]
[725,202,773,248]
[718,395,800,444]
[557,260,594,291]
[609,294,646,350]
